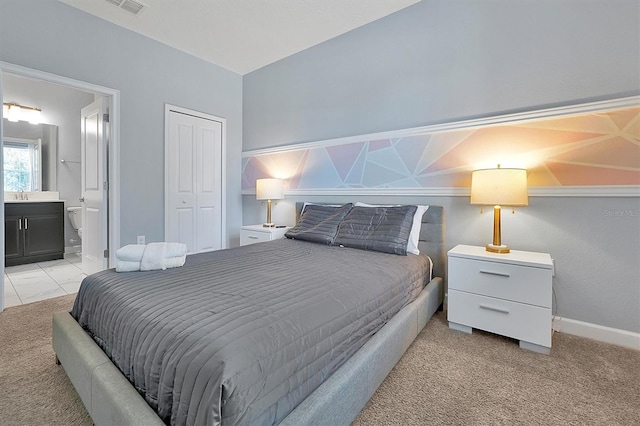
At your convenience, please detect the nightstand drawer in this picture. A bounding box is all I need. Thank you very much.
[240,230,272,245]
[448,256,551,308]
[240,226,290,246]
[448,289,552,348]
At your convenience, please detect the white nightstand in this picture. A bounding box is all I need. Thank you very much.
[447,244,553,354]
[240,225,290,246]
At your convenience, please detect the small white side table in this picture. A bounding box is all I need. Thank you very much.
[447,244,554,354]
[240,225,290,246]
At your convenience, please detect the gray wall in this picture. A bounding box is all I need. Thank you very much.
[0,0,243,248]
[3,74,95,248]
[243,0,640,332]
[244,0,640,147]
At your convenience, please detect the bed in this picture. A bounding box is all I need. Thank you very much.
[52,204,445,426]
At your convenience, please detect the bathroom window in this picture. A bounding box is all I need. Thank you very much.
[3,138,41,192]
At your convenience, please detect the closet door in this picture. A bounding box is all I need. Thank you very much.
[166,109,223,253]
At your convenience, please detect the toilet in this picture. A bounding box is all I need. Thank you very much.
[67,206,82,239]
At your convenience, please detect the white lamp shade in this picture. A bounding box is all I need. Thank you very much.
[470,168,528,206]
[256,178,284,200]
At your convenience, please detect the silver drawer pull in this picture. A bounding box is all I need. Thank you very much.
[479,304,510,314]
[248,236,259,239]
[480,270,510,278]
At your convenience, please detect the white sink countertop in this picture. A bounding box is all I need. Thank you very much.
[4,191,61,202]
[5,199,65,203]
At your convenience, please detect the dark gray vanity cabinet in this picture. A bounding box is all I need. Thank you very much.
[4,202,64,266]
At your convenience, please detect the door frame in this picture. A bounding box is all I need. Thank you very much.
[164,104,227,250]
[0,61,121,311]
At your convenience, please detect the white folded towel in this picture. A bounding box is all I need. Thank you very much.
[115,260,142,272]
[115,242,187,272]
[154,254,187,270]
[115,244,147,262]
[140,242,187,271]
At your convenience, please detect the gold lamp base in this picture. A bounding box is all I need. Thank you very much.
[263,199,275,227]
[486,243,510,254]
[486,205,511,254]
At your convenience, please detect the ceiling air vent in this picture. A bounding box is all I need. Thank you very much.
[105,0,146,16]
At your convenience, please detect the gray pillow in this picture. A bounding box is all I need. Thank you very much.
[285,203,353,245]
[333,205,417,255]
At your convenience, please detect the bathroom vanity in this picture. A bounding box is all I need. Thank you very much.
[4,201,65,266]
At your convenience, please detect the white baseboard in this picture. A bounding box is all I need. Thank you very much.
[552,316,640,351]
[65,245,82,254]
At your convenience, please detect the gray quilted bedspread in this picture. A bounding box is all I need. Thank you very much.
[71,239,431,426]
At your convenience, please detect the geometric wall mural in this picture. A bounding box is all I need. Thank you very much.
[242,103,639,192]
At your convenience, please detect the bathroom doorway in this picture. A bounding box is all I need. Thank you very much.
[0,62,121,311]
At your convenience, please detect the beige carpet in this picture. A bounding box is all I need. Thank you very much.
[0,294,91,426]
[1,295,638,425]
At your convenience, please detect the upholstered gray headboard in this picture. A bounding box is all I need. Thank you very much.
[417,206,445,281]
[294,203,446,280]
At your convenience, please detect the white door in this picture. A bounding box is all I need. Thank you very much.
[81,98,108,274]
[167,110,222,253]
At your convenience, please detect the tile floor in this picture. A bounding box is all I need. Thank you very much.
[3,253,86,308]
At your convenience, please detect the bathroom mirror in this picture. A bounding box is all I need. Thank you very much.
[3,137,42,191]
[2,119,57,192]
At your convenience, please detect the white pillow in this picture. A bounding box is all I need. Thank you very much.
[354,202,429,255]
[407,205,429,255]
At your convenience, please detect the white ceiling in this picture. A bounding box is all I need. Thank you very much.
[60,0,421,75]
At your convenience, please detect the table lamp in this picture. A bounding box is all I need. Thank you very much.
[256,178,284,227]
[470,165,528,253]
